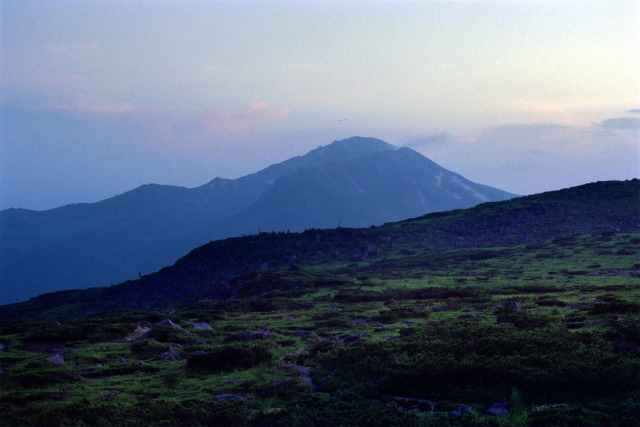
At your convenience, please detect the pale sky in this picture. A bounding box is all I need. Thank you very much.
[1,0,639,210]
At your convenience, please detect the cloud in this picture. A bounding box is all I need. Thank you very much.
[626,109,640,114]
[598,117,640,131]
[198,103,292,135]
[403,133,452,148]
[149,103,293,148]
[31,94,134,113]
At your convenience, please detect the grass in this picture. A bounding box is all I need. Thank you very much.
[1,232,639,425]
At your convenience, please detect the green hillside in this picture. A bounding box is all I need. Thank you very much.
[1,180,639,426]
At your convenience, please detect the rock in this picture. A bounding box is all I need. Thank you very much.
[502,301,520,311]
[157,352,182,361]
[155,319,186,331]
[230,330,272,341]
[213,394,247,402]
[343,333,367,342]
[193,321,212,330]
[486,402,509,417]
[449,404,473,418]
[124,325,151,341]
[46,354,65,366]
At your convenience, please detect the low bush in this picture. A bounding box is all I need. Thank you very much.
[187,343,272,371]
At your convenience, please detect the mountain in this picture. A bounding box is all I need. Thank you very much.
[2,179,637,319]
[0,136,516,304]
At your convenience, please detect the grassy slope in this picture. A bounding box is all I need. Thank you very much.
[0,180,639,426]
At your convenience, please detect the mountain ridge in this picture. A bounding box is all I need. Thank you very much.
[2,179,637,319]
[0,136,516,304]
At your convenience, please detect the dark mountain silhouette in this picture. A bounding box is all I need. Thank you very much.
[1,179,637,320]
[0,136,516,304]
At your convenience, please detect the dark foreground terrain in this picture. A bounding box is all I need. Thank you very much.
[1,180,639,426]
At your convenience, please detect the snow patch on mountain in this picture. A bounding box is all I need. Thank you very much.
[452,176,491,202]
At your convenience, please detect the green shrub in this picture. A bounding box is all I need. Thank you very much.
[187,343,272,371]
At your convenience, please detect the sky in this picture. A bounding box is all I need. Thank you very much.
[1,0,639,211]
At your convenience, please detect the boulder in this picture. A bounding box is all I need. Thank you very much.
[486,402,509,417]
[124,325,151,341]
[155,319,186,331]
[213,394,247,402]
[193,321,212,330]
[46,354,66,366]
[449,404,473,418]
[157,352,182,361]
[502,301,520,311]
[230,330,272,341]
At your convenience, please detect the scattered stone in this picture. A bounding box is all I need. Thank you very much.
[157,352,182,361]
[486,402,509,417]
[124,325,151,341]
[281,316,295,321]
[502,301,520,311]
[213,394,247,402]
[193,321,212,330]
[266,408,284,414]
[155,319,186,331]
[449,404,473,418]
[230,330,272,341]
[529,403,568,413]
[46,353,65,366]
[222,380,245,385]
[343,333,367,342]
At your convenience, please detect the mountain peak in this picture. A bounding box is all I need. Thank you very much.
[312,136,396,159]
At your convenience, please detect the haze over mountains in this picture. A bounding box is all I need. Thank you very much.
[0,137,517,305]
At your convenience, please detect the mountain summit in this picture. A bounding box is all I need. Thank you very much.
[0,136,516,304]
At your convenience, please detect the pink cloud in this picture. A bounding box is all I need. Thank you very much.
[146,103,293,149]
[198,103,292,136]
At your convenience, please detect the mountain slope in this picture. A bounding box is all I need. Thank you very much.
[2,179,636,319]
[0,137,515,304]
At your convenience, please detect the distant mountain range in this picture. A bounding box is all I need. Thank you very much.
[1,178,637,321]
[0,136,517,304]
